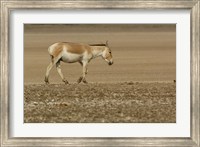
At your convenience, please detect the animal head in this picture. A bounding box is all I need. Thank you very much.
[102,41,113,65]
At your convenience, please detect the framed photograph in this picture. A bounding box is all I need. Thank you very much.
[1,0,199,146]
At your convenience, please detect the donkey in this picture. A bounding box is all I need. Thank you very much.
[44,41,113,84]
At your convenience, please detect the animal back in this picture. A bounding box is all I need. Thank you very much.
[64,42,91,54]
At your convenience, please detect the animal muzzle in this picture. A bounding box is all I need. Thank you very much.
[105,58,113,65]
[108,61,113,65]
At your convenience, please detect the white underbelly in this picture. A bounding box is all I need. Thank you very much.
[61,52,82,63]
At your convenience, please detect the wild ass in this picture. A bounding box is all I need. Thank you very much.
[44,41,113,84]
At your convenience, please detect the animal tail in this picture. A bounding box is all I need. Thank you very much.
[47,46,54,63]
[50,55,54,63]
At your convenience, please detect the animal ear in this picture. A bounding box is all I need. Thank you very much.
[106,40,108,46]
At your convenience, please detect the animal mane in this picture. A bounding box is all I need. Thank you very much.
[89,43,106,46]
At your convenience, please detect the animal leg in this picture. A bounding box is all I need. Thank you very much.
[77,62,83,83]
[56,61,68,84]
[85,67,88,75]
[79,62,88,74]
[44,55,60,84]
[82,62,88,84]
[45,62,54,84]
[77,76,83,84]
[77,61,89,83]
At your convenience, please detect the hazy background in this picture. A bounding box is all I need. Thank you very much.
[24,24,176,84]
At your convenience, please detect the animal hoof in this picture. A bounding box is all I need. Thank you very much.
[86,70,88,74]
[82,79,88,84]
[77,77,83,83]
[44,77,49,84]
[63,79,69,84]
[45,81,49,84]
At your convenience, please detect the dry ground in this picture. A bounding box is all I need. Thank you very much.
[24,82,176,123]
[24,24,176,123]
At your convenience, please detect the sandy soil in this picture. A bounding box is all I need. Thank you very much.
[24,82,176,123]
[24,24,176,123]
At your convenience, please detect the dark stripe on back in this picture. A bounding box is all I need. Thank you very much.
[89,44,106,46]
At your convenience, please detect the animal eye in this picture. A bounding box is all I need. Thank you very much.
[109,52,111,54]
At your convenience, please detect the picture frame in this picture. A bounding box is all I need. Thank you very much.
[1,0,199,146]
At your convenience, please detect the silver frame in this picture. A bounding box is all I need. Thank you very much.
[1,0,199,146]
